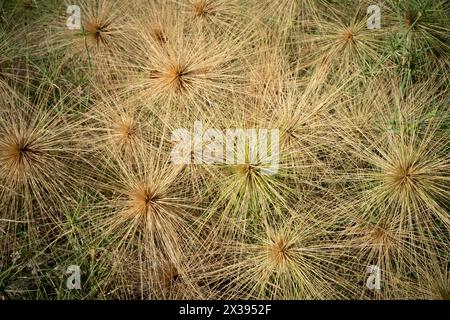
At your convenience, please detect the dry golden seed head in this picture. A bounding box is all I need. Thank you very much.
[267,235,293,270]
[366,225,392,247]
[85,20,112,45]
[0,135,39,179]
[4,139,30,164]
[388,163,417,186]
[115,118,136,141]
[168,64,191,91]
[150,63,193,92]
[191,0,210,18]
[46,0,134,70]
[341,29,357,45]
[126,183,161,217]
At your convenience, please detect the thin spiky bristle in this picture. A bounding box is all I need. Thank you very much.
[1,0,449,301]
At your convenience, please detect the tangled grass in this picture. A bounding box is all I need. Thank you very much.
[0,0,448,300]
